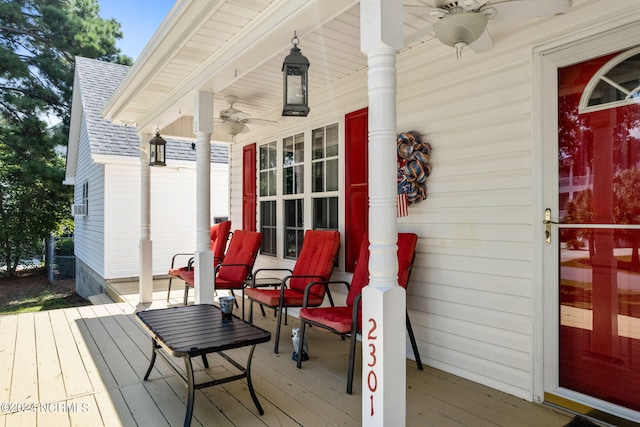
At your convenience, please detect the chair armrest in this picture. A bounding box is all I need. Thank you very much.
[302,280,350,308]
[251,268,293,287]
[253,267,293,278]
[170,252,193,268]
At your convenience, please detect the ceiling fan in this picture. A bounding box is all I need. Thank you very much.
[215,95,277,136]
[405,0,573,58]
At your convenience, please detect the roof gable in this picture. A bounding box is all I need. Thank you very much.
[66,56,228,180]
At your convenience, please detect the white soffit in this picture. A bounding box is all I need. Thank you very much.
[103,0,362,133]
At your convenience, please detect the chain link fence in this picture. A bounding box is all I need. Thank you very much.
[46,236,75,281]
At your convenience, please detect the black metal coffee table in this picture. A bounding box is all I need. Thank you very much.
[136,304,271,427]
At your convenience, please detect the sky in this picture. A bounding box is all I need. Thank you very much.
[98,0,177,61]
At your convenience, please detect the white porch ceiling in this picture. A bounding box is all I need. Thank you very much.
[102,0,442,138]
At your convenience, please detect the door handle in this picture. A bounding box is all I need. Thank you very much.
[543,208,556,245]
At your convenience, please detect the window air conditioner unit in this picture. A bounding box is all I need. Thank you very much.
[72,203,87,216]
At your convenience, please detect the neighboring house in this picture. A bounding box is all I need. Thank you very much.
[97,1,640,425]
[65,56,229,299]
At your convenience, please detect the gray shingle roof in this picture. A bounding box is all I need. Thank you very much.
[74,56,228,163]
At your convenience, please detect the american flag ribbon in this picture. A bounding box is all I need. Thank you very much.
[397,193,409,217]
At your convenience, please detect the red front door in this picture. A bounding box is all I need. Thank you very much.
[557,49,640,411]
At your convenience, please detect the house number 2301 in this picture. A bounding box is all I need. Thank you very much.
[366,317,378,416]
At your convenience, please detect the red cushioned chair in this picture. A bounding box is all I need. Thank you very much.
[296,233,423,394]
[180,230,262,319]
[166,221,231,302]
[245,229,340,353]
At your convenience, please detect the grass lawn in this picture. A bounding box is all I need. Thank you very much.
[0,268,90,314]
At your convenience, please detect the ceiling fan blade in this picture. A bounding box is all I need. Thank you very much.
[244,118,278,126]
[404,1,438,9]
[240,124,251,134]
[489,0,572,21]
[404,22,435,45]
[460,0,490,11]
[230,111,251,121]
[468,28,494,53]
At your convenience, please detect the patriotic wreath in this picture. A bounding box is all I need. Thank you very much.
[397,130,432,206]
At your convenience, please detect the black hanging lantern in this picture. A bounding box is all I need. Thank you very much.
[149,130,166,166]
[282,31,310,117]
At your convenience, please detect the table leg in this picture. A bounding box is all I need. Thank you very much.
[184,356,195,427]
[143,340,159,381]
[245,344,264,415]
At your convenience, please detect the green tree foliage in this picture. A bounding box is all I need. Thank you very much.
[0,0,131,275]
[613,168,640,270]
[563,189,594,255]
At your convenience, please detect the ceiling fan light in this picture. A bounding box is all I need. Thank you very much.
[433,13,488,47]
[220,121,245,136]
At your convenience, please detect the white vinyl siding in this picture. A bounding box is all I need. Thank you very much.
[223,0,640,405]
[73,114,106,277]
[396,47,536,398]
[229,25,536,403]
[104,161,229,279]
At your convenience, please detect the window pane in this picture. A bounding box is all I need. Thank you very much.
[294,133,304,163]
[312,128,324,160]
[260,201,276,256]
[313,197,338,230]
[285,200,296,227]
[284,134,304,195]
[259,146,268,170]
[284,198,303,259]
[313,198,327,228]
[294,164,304,194]
[260,141,277,197]
[285,230,297,258]
[326,159,338,191]
[267,170,276,196]
[259,171,268,197]
[284,136,294,166]
[328,197,338,228]
[296,229,304,256]
[295,199,303,227]
[262,228,276,255]
[588,79,626,106]
[312,162,323,192]
[261,201,270,225]
[326,123,339,157]
[283,168,293,195]
[267,142,277,168]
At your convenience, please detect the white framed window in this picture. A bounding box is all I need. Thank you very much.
[72,181,89,217]
[311,123,339,231]
[82,181,89,210]
[259,141,277,256]
[257,122,340,261]
[579,47,640,113]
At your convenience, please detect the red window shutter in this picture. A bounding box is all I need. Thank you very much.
[242,144,257,231]
[344,108,369,273]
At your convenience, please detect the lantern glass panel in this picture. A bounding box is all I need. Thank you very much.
[286,74,304,105]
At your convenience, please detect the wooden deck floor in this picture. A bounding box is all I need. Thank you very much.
[0,279,580,426]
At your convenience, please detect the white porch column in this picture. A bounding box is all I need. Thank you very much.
[139,132,153,303]
[360,0,405,425]
[193,91,215,305]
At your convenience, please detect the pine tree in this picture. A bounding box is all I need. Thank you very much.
[0,0,131,274]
